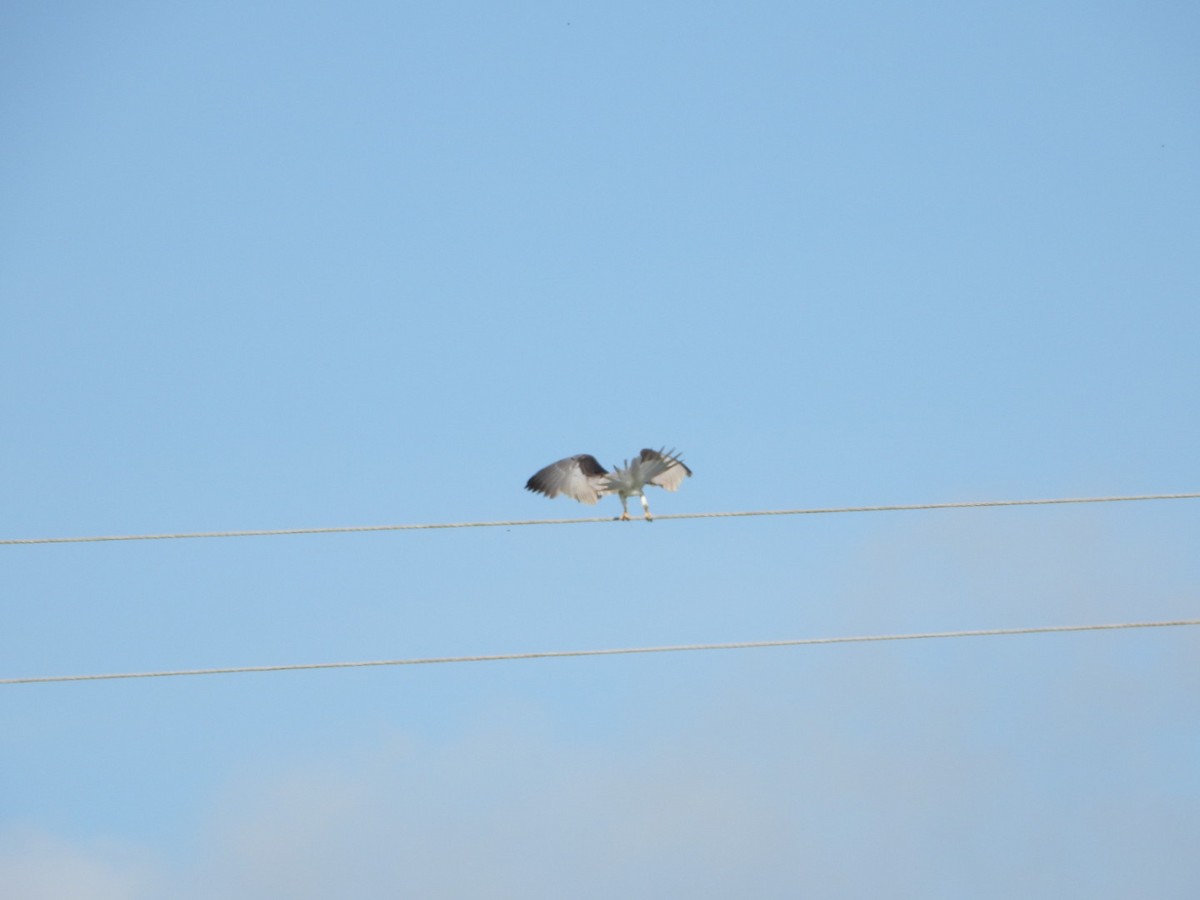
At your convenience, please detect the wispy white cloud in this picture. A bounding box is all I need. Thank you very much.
[173,720,801,900]
[167,652,1198,900]
[0,826,160,900]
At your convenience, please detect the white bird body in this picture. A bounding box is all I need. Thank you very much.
[525,448,692,520]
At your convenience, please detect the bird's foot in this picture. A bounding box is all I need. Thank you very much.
[644,513,654,521]
[618,512,631,521]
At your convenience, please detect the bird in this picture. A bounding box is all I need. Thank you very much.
[525,448,692,520]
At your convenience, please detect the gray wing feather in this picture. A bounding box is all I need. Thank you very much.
[525,454,611,505]
[638,448,693,492]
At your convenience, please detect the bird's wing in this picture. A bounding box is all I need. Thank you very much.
[524,454,611,504]
[637,447,693,492]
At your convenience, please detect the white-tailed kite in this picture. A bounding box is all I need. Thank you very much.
[525,447,693,520]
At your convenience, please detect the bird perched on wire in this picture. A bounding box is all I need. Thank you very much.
[525,448,693,520]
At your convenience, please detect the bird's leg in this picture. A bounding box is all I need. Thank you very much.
[619,495,631,521]
[641,495,653,521]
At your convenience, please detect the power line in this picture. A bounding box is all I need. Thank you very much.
[3,491,1198,546]
[3,619,1198,686]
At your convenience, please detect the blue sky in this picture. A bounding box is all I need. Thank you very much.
[3,1,1199,896]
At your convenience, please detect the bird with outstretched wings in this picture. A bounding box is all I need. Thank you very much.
[525,447,692,520]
